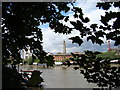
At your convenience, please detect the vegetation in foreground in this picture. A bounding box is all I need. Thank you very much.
[67,50,120,89]
[2,1,120,89]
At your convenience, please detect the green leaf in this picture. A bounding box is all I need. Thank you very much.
[70,21,76,27]
[70,20,83,30]
[90,24,98,31]
[113,36,120,46]
[69,36,83,46]
[76,20,83,29]
[80,70,84,74]
[64,16,69,22]
[83,17,90,23]
[96,39,104,45]
[100,16,108,26]
[73,13,78,18]
[73,7,83,15]
[96,2,112,10]
[95,31,106,38]
[87,36,96,44]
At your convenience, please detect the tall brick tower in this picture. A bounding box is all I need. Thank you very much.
[108,40,111,51]
[63,40,66,54]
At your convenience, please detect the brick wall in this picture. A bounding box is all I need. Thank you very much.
[53,55,72,61]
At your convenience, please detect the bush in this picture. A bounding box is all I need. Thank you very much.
[34,58,40,63]
[2,66,24,89]
[27,70,44,87]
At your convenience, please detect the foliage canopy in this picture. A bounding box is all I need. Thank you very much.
[2,2,120,65]
[70,50,120,89]
[2,1,120,89]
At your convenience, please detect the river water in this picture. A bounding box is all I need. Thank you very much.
[19,65,97,88]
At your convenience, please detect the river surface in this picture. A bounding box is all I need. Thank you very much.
[19,65,98,88]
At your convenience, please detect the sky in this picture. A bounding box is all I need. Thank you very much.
[39,0,118,54]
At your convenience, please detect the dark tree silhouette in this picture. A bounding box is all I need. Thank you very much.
[2,1,120,89]
[69,1,120,46]
[2,2,120,65]
[2,2,75,89]
[2,2,73,65]
[70,50,120,89]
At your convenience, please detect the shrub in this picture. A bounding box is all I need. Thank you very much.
[27,70,44,87]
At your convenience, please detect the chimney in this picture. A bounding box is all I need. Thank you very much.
[63,41,66,54]
[108,40,111,51]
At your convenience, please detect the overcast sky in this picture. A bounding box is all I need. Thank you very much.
[39,1,118,54]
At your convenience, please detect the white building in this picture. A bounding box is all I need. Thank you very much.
[21,47,32,59]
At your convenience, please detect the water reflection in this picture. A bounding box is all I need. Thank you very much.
[20,65,97,88]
